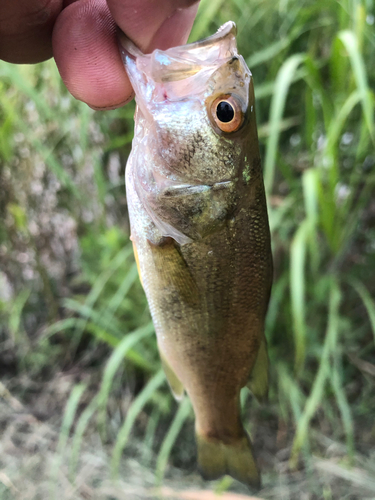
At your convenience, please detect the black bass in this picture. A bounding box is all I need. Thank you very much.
[119,22,272,489]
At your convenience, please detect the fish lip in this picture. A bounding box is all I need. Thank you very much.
[167,21,237,53]
[119,21,236,60]
[118,22,239,84]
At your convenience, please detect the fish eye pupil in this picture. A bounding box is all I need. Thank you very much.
[216,101,234,123]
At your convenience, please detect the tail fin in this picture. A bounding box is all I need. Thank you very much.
[196,431,260,489]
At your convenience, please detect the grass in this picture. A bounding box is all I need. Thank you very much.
[0,0,374,498]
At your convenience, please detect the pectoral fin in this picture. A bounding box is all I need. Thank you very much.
[247,337,269,403]
[131,240,144,288]
[159,349,185,401]
[147,236,200,308]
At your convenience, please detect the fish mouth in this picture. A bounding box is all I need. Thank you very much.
[162,180,234,197]
[119,22,238,83]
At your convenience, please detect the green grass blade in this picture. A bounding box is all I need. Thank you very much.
[247,36,293,69]
[87,319,156,370]
[189,0,224,40]
[0,63,53,120]
[277,363,312,460]
[290,280,341,467]
[257,116,300,139]
[82,246,133,310]
[57,384,87,455]
[97,322,155,440]
[84,321,123,347]
[142,407,161,465]
[264,53,306,193]
[155,397,192,487]
[64,245,133,350]
[303,55,333,130]
[265,272,288,340]
[348,279,375,341]
[278,363,305,429]
[267,196,294,233]
[40,318,87,342]
[110,369,166,478]
[338,30,375,143]
[51,383,87,498]
[325,90,362,162]
[255,65,313,101]
[104,262,139,324]
[330,354,354,461]
[69,395,100,480]
[63,299,124,338]
[9,288,31,342]
[290,219,310,374]
[302,169,318,227]
[302,169,320,273]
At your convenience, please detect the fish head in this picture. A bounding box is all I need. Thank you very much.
[120,23,262,244]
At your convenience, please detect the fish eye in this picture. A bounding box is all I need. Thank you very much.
[216,101,234,122]
[210,95,243,133]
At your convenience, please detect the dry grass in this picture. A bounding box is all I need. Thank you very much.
[1,373,375,500]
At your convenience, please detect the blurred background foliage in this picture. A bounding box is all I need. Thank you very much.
[0,0,375,498]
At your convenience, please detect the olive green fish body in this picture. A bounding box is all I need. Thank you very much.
[121,22,272,489]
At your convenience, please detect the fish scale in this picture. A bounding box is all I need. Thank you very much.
[120,21,272,489]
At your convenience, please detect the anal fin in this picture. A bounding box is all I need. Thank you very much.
[247,337,269,403]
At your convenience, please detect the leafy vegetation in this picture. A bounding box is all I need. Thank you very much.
[0,0,374,498]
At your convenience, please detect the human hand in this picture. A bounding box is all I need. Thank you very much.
[0,0,200,109]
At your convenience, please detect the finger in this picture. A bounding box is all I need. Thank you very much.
[107,0,200,52]
[0,0,63,63]
[53,0,200,109]
[53,0,133,109]
[149,2,200,51]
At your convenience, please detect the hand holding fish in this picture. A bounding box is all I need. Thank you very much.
[0,0,199,109]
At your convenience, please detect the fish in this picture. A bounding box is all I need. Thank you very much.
[119,22,273,489]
